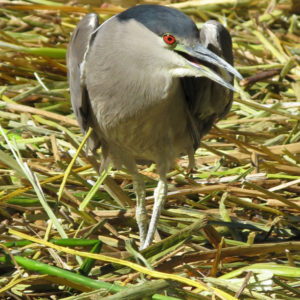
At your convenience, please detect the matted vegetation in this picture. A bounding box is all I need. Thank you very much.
[0,0,300,299]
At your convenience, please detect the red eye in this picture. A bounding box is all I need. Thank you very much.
[163,34,176,45]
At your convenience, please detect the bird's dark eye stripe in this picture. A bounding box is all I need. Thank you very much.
[163,34,176,45]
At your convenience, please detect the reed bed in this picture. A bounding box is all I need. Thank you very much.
[0,0,300,299]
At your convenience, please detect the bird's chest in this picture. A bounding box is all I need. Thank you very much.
[92,79,191,162]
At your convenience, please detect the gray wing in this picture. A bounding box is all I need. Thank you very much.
[182,20,234,149]
[67,13,101,151]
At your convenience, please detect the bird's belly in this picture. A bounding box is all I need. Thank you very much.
[93,84,193,168]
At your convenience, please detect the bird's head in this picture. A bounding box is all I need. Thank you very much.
[117,5,242,91]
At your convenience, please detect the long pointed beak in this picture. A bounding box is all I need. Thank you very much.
[174,43,242,91]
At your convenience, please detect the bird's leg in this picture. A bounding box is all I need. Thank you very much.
[142,173,168,249]
[187,149,195,173]
[133,174,147,249]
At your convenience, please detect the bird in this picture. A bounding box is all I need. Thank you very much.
[67,4,241,250]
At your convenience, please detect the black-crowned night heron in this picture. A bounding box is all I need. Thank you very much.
[67,5,241,250]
